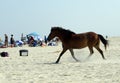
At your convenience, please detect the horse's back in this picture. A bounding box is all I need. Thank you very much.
[76,32,98,40]
[69,32,98,48]
[86,32,98,39]
[85,32,99,46]
[67,33,88,48]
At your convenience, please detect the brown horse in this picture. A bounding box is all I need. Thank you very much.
[47,27,108,63]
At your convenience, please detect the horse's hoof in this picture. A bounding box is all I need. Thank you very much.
[55,61,59,64]
[103,58,106,60]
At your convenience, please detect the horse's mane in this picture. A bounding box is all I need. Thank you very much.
[51,27,76,40]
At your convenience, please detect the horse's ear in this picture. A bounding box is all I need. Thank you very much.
[51,27,53,29]
[51,27,56,30]
[51,27,54,31]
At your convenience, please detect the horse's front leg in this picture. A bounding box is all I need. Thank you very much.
[69,49,79,62]
[55,49,67,63]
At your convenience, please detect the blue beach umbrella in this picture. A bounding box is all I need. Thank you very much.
[28,32,41,40]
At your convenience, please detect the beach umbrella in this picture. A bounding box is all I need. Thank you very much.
[28,32,41,40]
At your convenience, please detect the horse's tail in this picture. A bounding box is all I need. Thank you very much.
[98,34,109,50]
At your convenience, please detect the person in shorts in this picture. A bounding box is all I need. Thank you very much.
[4,34,8,47]
[10,34,15,47]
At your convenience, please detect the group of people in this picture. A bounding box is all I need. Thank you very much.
[26,35,59,47]
[1,34,15,48]
[0,33,59,48]
[27,35,46,47]
[27,36,37,47]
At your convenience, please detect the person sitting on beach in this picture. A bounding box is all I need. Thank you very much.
[29,36,35,46]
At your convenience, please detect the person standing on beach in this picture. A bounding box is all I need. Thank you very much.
[10,34,15,47]
[4,34,8,47]
[44,35,47,44]
[21,33,24,42]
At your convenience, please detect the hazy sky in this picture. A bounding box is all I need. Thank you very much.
[0,0,120,40]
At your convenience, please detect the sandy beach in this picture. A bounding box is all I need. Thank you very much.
[0,37,120,83]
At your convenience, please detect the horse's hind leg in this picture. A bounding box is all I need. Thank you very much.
[55,48,67,63]
[69,49,79,62]
[94,46,106,59]
[88,46,94,58]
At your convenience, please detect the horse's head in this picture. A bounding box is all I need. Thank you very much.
[47,27,59,41]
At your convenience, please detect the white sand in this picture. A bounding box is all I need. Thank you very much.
[0,37,120,83]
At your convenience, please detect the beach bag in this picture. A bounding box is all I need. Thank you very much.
[0,52,9,57]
